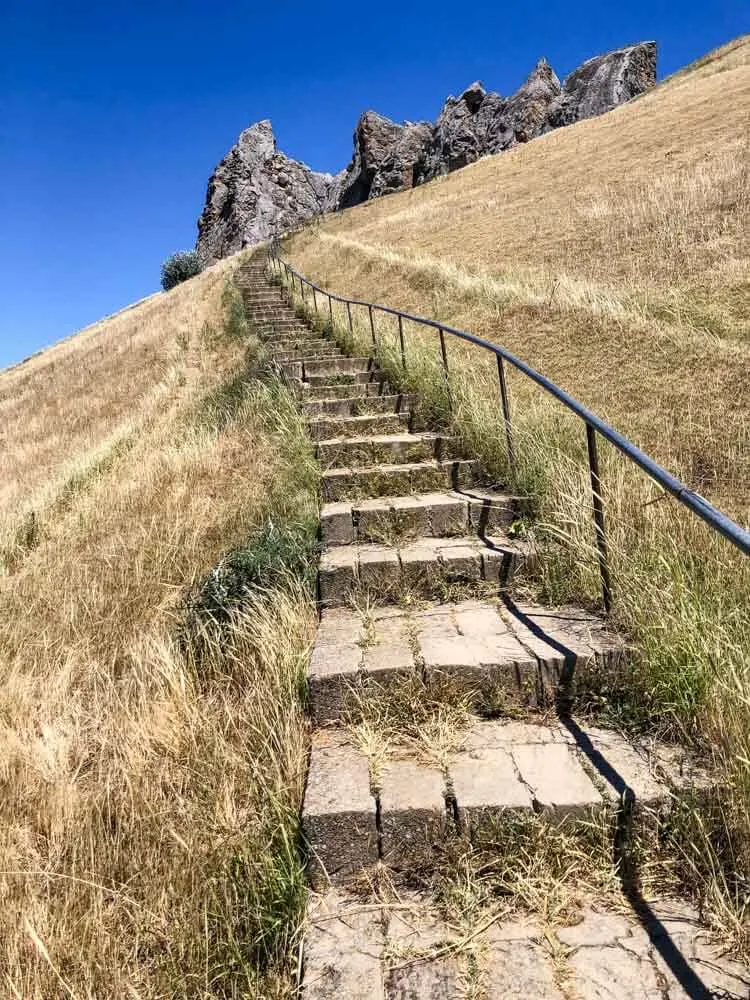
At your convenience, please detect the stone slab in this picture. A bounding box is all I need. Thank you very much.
[380,760,448,868]
[572,725,670,805]
[321,502,355,545]
[511,743,602,815]
[303,740,378,883]
[486,938,565,999]
[449,744,533,823]
[569,945,663,999]
[303,891,385,1000]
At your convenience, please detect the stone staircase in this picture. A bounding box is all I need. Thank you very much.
[236,256,749,1000]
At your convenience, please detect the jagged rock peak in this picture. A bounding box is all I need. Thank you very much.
[337,111,433,208]
[458,81,487,110]
[196,119,340,266]
[548,41,657,127]
[195,41,656,259]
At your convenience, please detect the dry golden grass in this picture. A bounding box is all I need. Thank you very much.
[0,258,241,566]
[288,35,749,522]
[0,259,318,995]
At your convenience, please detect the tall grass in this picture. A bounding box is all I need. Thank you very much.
[0,263,320,996]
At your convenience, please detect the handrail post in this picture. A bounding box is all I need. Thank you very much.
[398,314,406,369]
[312,287,318,320]
[346,301,354,338]
[586,424,613,614]
[328,294,334,333]
[438,328,453,414]
[496,356,515,478]
[368,305,376,351]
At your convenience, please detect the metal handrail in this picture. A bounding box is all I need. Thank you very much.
[267,244,750,611]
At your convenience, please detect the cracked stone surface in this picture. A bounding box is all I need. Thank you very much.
[302,893,748,999]
[308,600,624,722]
[301,718,700,879]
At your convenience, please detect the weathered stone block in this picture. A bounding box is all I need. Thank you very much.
[303,740,378,885]
[321,502,355,546]
[354,498,394,543]
[449,744,532,825]
[437,542,481,579]
[511,743,602,816]
[380,760,448,868]
[399,541,439,588]
[308,641,362,726]
[357,545,400,592]
[390,495,432,537]
[385,960,459,999]
[303,891,386,999]
[485,937,565,999]
[318,547,357,604]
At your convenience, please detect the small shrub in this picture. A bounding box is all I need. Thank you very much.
[160,250,201,291]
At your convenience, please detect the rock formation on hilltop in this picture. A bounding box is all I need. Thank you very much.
[418,58,563,182]
[196,42,656,264]
[196,120,341,265]
[547,41,657,128]
[338,112,433,208]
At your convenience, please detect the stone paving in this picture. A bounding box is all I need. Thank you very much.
[302,718,707,885]
[302,891,750,999]
[309,600,625,723]
[236,256,749,1000]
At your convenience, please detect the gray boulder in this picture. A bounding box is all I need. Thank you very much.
[338,112,432,208]
[196,120,339,266]
[547,42,657,128]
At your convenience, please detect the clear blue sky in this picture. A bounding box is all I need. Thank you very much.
[1,1,746,369]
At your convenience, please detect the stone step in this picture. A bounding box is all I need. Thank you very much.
[274,350,344,364]
[303,381,391,402]
[266,334,334,349]
[307,412,411,441]
[302,717,700,885]
[304,394,416,418]
[301,890,746,999]
[316,432,457,470]
[303,356,375,376]
[247,314,302,326]
[244,307,299,318]
[318,533,533,606]
[321,458,480,502]
[242,293,284,303]
[305,370,387,388]
[321,489,515,545]
[308,599,624,725]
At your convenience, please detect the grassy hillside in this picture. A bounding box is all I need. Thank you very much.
[288,35,749,523]
[0,258,317,995]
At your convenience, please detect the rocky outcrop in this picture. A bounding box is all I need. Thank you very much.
[337,112,433,208]
[419,59,563,181]
[547,42,657,128]
[196,120,340,266]
[196,42,656,260]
